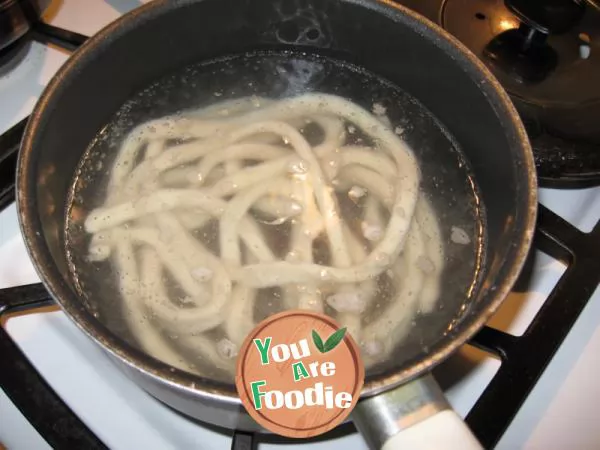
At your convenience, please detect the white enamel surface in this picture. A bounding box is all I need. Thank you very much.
[1,1,599,449]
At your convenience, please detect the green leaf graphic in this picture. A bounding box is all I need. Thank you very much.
[323,327,347,353]
[312,330,325,352]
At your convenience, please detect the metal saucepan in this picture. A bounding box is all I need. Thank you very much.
[16,0,537,448]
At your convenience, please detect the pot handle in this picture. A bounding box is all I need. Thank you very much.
[351,373,483,450]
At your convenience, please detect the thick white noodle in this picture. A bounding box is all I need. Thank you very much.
[112,233,196,373]
[140,246,236,374]
[83,92,451,377]
[284,175,324,312]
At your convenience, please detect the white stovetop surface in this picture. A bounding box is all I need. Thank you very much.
[1,1,599,449]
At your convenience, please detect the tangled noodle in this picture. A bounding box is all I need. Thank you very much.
[83,93,444,377]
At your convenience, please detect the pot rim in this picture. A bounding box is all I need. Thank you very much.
[16,0,537,409]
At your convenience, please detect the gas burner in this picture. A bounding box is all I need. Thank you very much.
[482,0,587,86]
[0,35,31,72]
[0,0,31,52]
[0,0,49,53]
[442,0,599,130]
[405,0,600,187]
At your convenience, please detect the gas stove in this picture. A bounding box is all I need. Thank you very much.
[1,1,599,449]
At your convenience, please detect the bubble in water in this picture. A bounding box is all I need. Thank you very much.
[348,185,367,200]
[450,226,471,245]
[217,338,238,359]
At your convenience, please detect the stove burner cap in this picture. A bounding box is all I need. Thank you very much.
[484,25,558,84]
[442,0,600,106]
[0,0,45,53]
[441,0,600,187]
[506,0,586,34]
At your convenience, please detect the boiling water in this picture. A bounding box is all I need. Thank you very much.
[65,51,486,383]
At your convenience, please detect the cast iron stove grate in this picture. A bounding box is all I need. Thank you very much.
[1,19,600,450]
